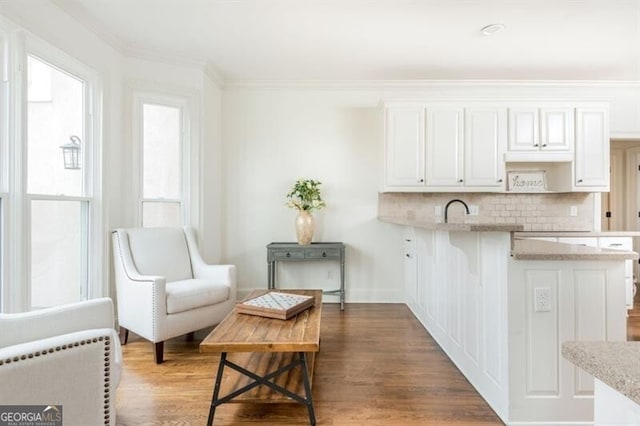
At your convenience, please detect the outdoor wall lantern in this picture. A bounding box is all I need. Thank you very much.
[60,135,81,170]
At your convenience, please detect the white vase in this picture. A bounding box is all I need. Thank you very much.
[295,210,315,245]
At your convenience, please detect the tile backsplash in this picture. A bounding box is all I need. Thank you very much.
[378,192,594,232]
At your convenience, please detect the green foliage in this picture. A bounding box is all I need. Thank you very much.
[286,178,327,212]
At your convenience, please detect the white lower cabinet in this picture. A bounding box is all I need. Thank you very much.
[404,227,628,425]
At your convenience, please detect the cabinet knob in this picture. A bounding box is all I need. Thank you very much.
[533,143,539,147]
[419,178,424,183]
[542,144,547,147]
[286,252,291,257]
[577,179,583,183]
[497,179,503,183]
[458,179,463,183]
[322,252,327,257]
[406,253,411,258]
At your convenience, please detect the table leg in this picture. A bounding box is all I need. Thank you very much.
[299,352,316,426]
[207,352,228,426]
[269,260,277,289]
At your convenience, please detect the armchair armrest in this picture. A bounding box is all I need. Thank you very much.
[0,328,119,426]
[0,298,115,349]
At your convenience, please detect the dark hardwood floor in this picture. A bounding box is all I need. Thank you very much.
[116,294,640,425]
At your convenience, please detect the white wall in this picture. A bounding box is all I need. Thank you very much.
[201,76,224,262]
[222,88,404,301]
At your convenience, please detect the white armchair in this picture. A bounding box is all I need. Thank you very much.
[112,226,236,363]
[0,298,122,426]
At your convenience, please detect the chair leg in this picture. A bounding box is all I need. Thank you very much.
[154,341,164,364]
[120,328,129,345]
[186,332,195,342]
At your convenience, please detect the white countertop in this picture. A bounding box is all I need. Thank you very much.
[511,238,639,261]
[377,216,524,232]
[516,231,640,238]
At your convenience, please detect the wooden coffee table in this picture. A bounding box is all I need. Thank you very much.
[200,289,322,426]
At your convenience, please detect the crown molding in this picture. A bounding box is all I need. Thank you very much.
[223,79,640,89]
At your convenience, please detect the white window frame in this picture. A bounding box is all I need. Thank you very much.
[0,22,104,312]
[132,91,191,227]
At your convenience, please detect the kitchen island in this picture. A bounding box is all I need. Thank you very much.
[380,216,638,425]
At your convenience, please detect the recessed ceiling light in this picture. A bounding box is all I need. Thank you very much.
[480,23,505,36]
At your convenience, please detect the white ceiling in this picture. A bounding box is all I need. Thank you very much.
[52,0,640,82]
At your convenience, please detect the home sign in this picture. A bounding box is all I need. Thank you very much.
[507,170,547,192]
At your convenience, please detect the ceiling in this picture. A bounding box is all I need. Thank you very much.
[49,0,640,82]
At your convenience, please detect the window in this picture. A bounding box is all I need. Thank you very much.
[27,55,92,309]
[135,95,188,227]
[0,27,103,312]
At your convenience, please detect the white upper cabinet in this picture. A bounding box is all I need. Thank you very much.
[425,107,464,186]
[381,100,609,193]
[507,106,573,160]
[575,106,610,190]
[464,107,507,187]
[384,106,425,187]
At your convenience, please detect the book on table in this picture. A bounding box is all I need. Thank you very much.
[236,291,316,320]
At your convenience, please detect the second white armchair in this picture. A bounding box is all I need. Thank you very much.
[112,227,236,363]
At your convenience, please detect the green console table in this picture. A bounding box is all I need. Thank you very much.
[267,242,345,310]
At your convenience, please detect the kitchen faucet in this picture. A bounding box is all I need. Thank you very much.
[444,199,470,223]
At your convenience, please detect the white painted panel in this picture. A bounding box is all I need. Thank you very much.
[574,269,607,395]
[480,233,506,386]
[422,230,436,321]
[448,243,462,345]
[525,269,560,395]
[433,231,447,332]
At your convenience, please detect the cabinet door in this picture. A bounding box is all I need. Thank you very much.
[425,107,464,186]
[575,107,609,189]
[464,107,507,187]
[540,107,573,151]
[385,107,425,186]
[508,108,539,151]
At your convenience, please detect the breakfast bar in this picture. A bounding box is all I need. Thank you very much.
[379,215,638,425]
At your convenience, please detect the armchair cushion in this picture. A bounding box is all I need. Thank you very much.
[166,279,230,314]
[127,227,193,283]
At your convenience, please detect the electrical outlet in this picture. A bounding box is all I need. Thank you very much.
[534,287,552,312]
[468,205,479,216]
[570,206,578,217]
[434,205,442,217]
